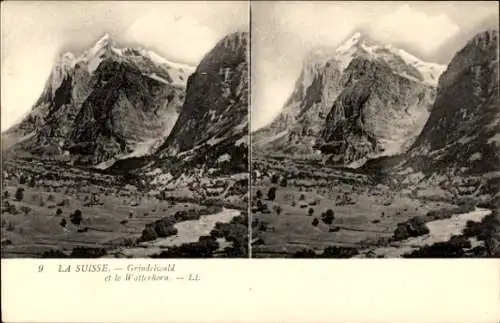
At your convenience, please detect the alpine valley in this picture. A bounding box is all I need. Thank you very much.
[1,32,250,259]
[251,30,500,258]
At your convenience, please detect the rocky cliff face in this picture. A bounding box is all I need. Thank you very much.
[253,32,444,165]
[155,31,249,172]
[3,34,194,167]
[317,56,436,165]
[253,50,343,156]
[407,29,499,175]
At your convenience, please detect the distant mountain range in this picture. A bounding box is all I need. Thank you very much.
[2,28,497,181]
[253,32,446,166]
[2,32,249,175]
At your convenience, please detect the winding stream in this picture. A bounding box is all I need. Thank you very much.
[361,207,492,258]
[114,208,240,257]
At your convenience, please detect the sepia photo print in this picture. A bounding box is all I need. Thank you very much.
[1,1,250,258]
[250,1,500,258]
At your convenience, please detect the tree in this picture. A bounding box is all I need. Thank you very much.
[20,206,32,215]
[321,209,335,224]
[299,194,305,201]
[280,177,288,187]
[267,187,277,201]
[3,190,9,200]
[275,206,282,215]
[70,209,83,225]
[28,176,36,188]
[308,208,314,216]
[56,208,63,216]
[256,190,262,199]
[60,219,67,227]
[15,188,24,201]
[271,174,279,184]
[312,218,319,226]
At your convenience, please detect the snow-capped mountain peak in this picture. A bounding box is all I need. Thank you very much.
[332,32,445,86]
[335,32,373,53]
[90,33,112,54]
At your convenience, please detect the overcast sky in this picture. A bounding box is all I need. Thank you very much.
[1,1,249,130]
[251,1,499,131]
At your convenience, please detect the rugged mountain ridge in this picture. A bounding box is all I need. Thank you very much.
[152,31,249,172]
[253,32,444,165]
[3,34,195,166]
[317,56,437,165]
[405,29,499,175]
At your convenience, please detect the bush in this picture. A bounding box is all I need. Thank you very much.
[293,249,317,258]
[70,247,107,258]
[154,221,178,238]
[280,177,288,187]
[19,206,32,215]
[312,218,319,226]
[70,209,83,225]
[3,190,9,199]
[393,216,430,241]
[403,236,471,258]
[322,246,359,258]
[267,187,277,201]
[5,221,15,231]
[56,208,63,216]
[259,202,270,213]
[275,206,282,215]
[321,209,335,224]
[41,249,68,258]
[462,211,500,256]
[57,199,70,207]
[140,226,158,242]
[299,194,305,201]
[271,174,279,184]
[151,236,220,258]
[308,208,314,216]
[256,190,262,199]
[60,219,67,227]
[120,220,128,225]
[14,188,24,201]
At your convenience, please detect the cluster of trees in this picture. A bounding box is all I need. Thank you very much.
[149,212,249,258]
[151,235,220,258]
[393,216,430,241]
[41,247,107,258]
[402,209,500,258]
[209,213,249,257]
[139,217,178,243]
[293,246,359,258]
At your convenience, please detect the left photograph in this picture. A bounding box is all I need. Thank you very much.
[1,1,250,258]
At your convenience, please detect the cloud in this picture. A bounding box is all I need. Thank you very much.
[372,4,460,54]
[124,11,219,64]
[251,2,468,131]
[1,1,247,130]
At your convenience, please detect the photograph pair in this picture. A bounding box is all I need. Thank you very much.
[1,1,499,259]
